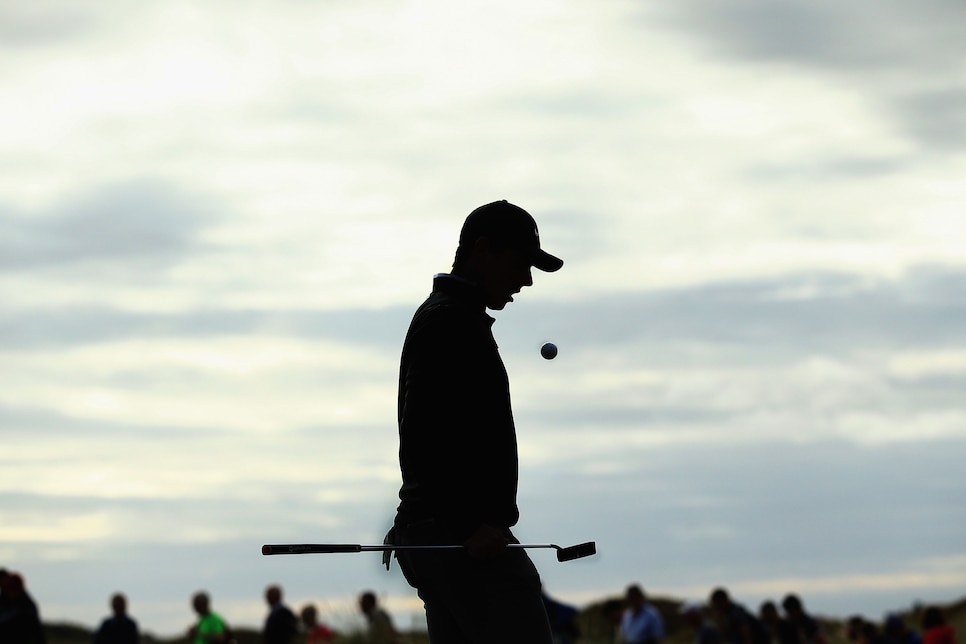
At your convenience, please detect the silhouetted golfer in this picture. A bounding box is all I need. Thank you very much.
[387,200,563,642]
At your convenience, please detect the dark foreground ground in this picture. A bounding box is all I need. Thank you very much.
[43,595,966,644]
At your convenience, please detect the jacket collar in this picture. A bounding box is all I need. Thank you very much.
[432,273,494,323]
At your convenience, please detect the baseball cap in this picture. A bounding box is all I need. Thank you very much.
[459,200,563,272]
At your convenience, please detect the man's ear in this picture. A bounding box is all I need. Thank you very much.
[474,236,506,258]
[471,236,501,265]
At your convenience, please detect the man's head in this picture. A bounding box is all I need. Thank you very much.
[846,615,866,642]
[192,591,211,616]
[301,604,318,628]
[625,584,646,611]
[265,584,283,607]
[885,615,906,637]
[359,590,377,615]
[602,599,624,626]
[0,572,24,598]
[781,594,804,619]
[111,593,127,616]
[921,607,945,631]
[709,587,731,614]
[760,601,780,624]
[453,200,563,310]
[681,602,706,628]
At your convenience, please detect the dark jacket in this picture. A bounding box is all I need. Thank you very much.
[263,603,297,644]
[93,614,139,644]
[0,590,46,644]
[394,274,520,541]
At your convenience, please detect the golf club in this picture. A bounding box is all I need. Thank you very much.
[261,540,596,562]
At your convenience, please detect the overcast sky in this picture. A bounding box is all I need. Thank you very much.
[2,0,965,637]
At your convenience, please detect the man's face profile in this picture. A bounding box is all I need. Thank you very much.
[477,242,534,310]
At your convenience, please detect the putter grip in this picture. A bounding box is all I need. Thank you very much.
[261,544,362,555]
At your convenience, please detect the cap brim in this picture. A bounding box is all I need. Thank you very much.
[531,249,563,272]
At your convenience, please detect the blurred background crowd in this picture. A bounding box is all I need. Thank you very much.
[1,566,959,644]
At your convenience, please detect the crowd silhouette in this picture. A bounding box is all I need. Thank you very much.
[0,568,45,643]
[598,584,957,644]
[0,566,959,644]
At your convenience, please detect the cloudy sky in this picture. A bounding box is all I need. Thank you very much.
[2,0,965,637]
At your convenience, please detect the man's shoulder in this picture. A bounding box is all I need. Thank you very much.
[101,614,137,628]
[407,298,469,339]
[409,292,488,336]
[269,604,297,619]
[200,612,227,630]
[419,280,480,312]
[374,607,393,623]
[417,275,487,314]
[414,293,464,318]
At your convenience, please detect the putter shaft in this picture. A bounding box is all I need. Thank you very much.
[261,541,596,562]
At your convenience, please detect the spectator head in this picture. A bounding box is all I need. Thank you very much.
[885,615,906,636]
[710,587,732,613]
[846,615,866,642]
[760,601,781,625]
[111,593,128,616]
[359,591,377,615]
[602,599,624,626]
[862,621,882,644]
[680,602,706,628]
[782,594,804,619]
[301,604,318,628]
[265,584,283,607]
[921,607,945,631]
[0,572,24,598]
[626,585,646,610]
[192,591,211,616]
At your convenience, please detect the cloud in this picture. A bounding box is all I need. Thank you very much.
[5,267,966,452]
[512,267,966,355]
[0,307,413,351]
[0,180,223,273]
[653,0,966,152]
[895,88,966,150]
[5,266,965,352]
[655,0,964,76]
[518,437,966,621]
[0,2,100,49]
[744,156,910,183]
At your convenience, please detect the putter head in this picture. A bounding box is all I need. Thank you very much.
[556,541,596,562]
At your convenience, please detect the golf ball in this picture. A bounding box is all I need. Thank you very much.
[540,342,558,360]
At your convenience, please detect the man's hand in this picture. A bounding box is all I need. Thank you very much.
[463,524,509,558]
